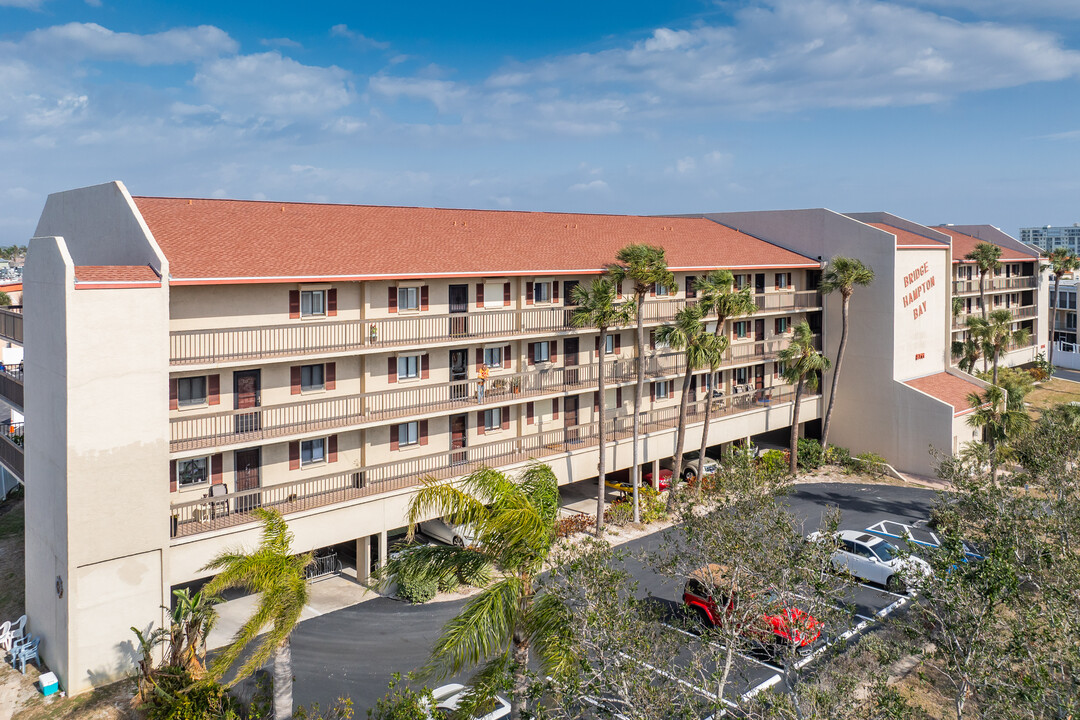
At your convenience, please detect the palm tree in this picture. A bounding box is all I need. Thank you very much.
[967,309,1030,387]
[966,384,1030,476]
[777,322,831,475]
[607,244,674,523]
[383,464,572,720]
[964,242,1002,321]
[1047,247,1080,368]
[571,278,634,534]
[655,304,724,507]
[694,270,753,469]
[202,509,313,720]
[817,257,874,450]
[951,336,982,375]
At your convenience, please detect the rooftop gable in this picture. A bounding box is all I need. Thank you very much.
[933,226,1035,263]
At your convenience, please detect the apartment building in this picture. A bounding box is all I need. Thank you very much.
[23,182,830,694]
[1020,224,1080,253]
[22,183,1044,695]
[1050,279,1078,346]
[933,225,1047,368]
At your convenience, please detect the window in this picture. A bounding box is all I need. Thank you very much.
[177,376,207,407]
[398,355,420,380]
[655,282,671,297]
[176,457,209,486]
[605,334,615,354]
[533,341,550,363]
[776,317,790,334]
[735,367,749,385]
[301,364,324,392]
[398,422,419,448]
[301,290,325,317]
[534,281,551,303]
[733,274,751,290]
[398,287,420,311]
[484,408,502,431]
[734,321,750,339]
[655,380,671,399]
[484,346,503,368]
[776,361,787,377]
[484,282,505,309]
[301,438,326,466]
[775,273,789,289]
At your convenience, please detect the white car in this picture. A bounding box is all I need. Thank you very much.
[428,683,510,720]
[808,529,930,593]
[665,451,720,481]
[419,518,477,547]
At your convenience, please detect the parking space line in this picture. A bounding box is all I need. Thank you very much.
[661,622,784,672]
[739,674,782,703]
[857,582,908,599]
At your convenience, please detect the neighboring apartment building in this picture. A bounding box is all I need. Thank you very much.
[24,182,827,694]
[933,225,1047,368]
[1050,278,1078,347]
[1020,224,1080,253]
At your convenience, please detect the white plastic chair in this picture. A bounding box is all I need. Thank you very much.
[0,621,11,653]
[8,615,26,649]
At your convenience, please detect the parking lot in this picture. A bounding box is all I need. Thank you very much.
[279,482,939,715]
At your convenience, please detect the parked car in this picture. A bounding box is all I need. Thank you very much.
[665,451,720,481]
[419,517,478,547]
[865,519,985,562]
[428,683,510,720]
[606,470,671,494]
[807,529,931,593]
[682,564,822,655]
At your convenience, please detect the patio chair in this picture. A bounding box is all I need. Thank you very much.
[12,635,40,673]
[1,615,26,652]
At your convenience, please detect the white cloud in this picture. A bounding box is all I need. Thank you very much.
[193,52,355,121]
[568,179,609,192]
[330,24,390,50]
[369,76,468,113]
[899,0,1080,19]
[84,0,102,7]
[261,37,302,49]
[1040,129,1080,141]
[24,22,237,64]
[675,156,696,174]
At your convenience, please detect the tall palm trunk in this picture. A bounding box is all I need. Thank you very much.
[510,635,530,720]
[696,316,727,484]
[273,639,293,720]
[668,363,694,510]
[820,292,850,450]
[978,270,989,372]
[631,298,644,523]
[596,329,608,534]
[1050,275,1061,368]
[788,376,805,475]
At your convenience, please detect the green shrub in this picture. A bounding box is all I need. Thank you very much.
[142,668,243,720]
[639,486,667,524]
[856,452,889,478]
[295,697,354,720]
[437,572,461,594]
[824,444,853,470]
[604,500,634,526]
[367,674,434,720]
[397,574,437,604]
[757,450,790,479]
[796,438,824,470]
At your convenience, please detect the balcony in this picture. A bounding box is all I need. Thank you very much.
[169,387,817,538]
[169,334,815,452]
[0,363,23,409]
[952,276,1037,295]
[0,421,23,478]
[0,306,21,345]
[169,291,822,366]
[952,305,1038,330]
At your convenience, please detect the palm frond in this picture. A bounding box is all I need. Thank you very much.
[422,577,523,679]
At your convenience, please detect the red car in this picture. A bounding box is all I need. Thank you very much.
[642,468,673,491]
[682,564,822,655]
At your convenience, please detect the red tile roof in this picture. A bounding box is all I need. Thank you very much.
[932,227,1033,263]
[904,372,984,416]
[132,198,819,282]
[74,265,161,288]
[866,223,945,247]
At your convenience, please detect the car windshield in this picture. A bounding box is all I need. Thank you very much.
[870,541,899,562]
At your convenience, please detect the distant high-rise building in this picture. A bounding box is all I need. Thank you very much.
[1020,224,1080,252]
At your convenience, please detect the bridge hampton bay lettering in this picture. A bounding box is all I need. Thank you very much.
[902,262,936,321]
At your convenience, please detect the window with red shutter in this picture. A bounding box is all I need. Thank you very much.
[551,341,558,363]
[390,425,400,451]
[325,363,336,390]
[650,330,656,350]
[526,282,534,305]
[421,285,429,311]
[528,343,536,366]
[503,282,511,306]
[616,387,623,407]
[650,382,656,402]
[327,288,338,316]
[169,379,178,410]
[328,435,338,462]
[387,357,397,384]
[594,391,600,411]
[526,402,534,424]
[289,290,300,319]
[501,409,509,431]
[421,354,430,379]
[476,283,484,308]
[476,348,484,372]
[208,375,220,405]
[169,460,177,492]
[553,398,560,419]
[477,411,486,435]
[291,366,302,395]
[503,345,511,369]
[388,286,397,313]
[552,281,559,303]
[594,336,600,357]
[289,442,300,469]
[614,334,621,353]
[420,420,429,445]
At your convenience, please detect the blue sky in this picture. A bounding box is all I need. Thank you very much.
[2,0,1080,244]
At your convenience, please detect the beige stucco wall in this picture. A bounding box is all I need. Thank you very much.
[893,249,949,381]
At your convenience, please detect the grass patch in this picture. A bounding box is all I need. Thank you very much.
[0,503,24,539]
[1026,377,1080,417]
